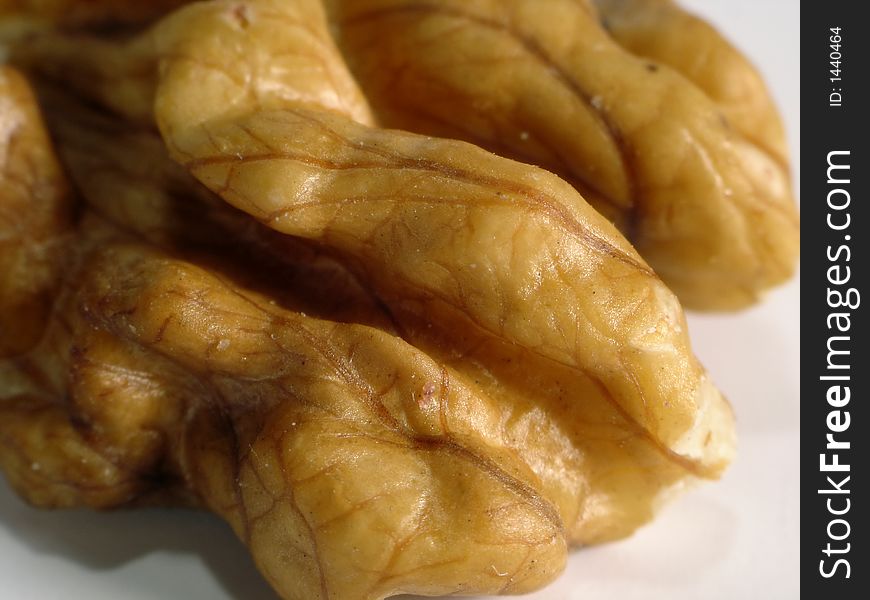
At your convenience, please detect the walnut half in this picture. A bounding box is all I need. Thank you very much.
[1,1,739,599]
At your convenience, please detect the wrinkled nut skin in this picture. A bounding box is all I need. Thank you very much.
[2,1,737,599]
[0,66,71,357]
[327,0,799,309]
[6,0,800,310]
[3,226,567,596]
[143,0,733,482]
[595,0,788,164]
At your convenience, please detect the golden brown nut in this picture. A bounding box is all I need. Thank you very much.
[0,66,71,357]
[150,0,734,478]
[5,0,799,309]
[2,1,736,599]
[6,0,800,310]
[4,226,572,595]
[326,0,799,309]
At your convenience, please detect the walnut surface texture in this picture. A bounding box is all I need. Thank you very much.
[0,0,798,598]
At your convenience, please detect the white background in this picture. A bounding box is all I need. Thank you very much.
[0,1,800,598]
